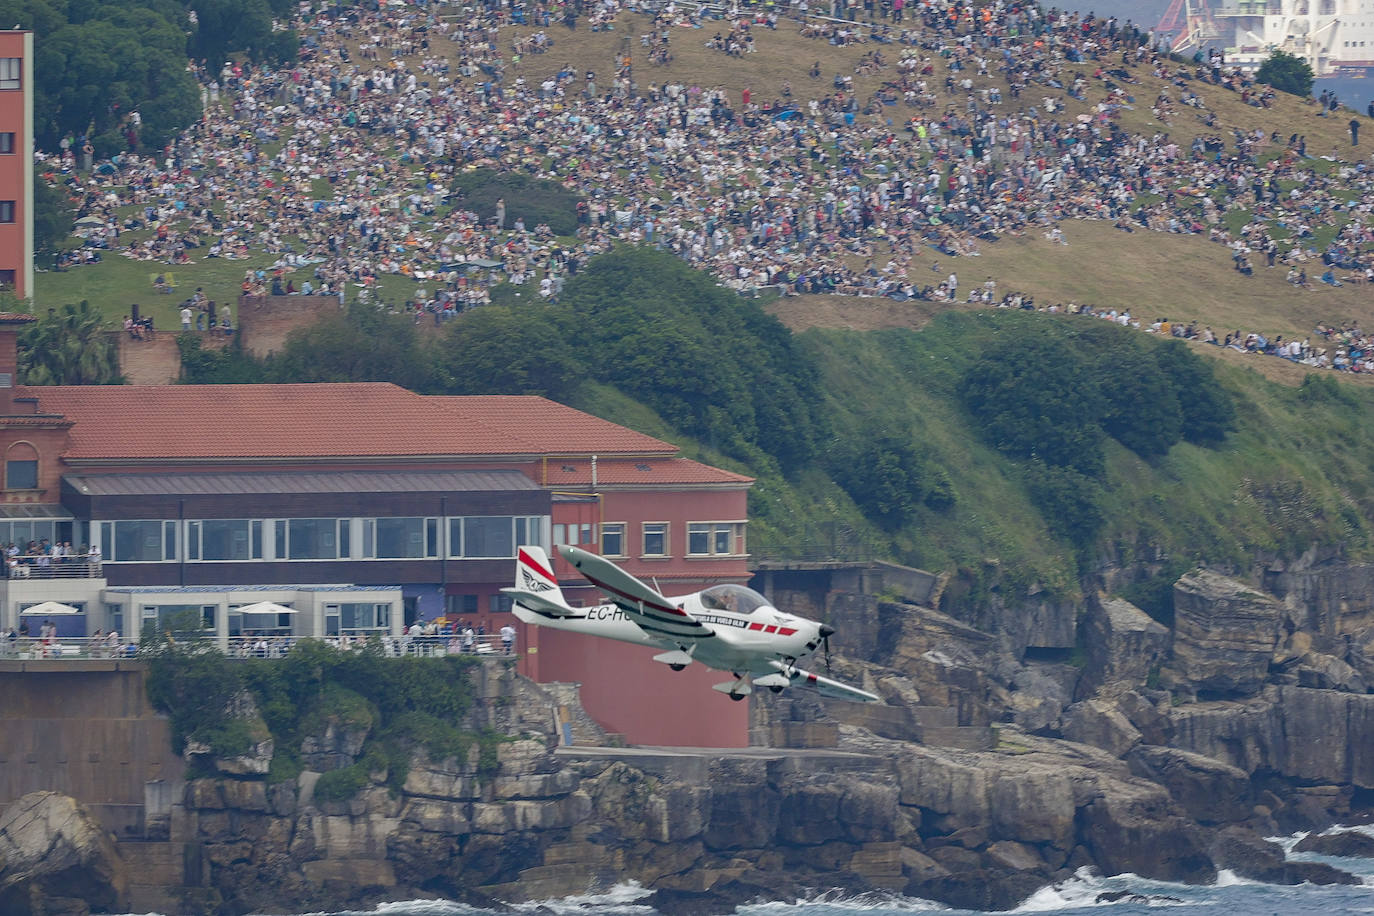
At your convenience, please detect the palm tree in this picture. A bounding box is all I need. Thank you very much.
[18,301,124,385]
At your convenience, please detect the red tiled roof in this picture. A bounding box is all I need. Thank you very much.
[430,396,677,456]
[28,383,679,461]
[542,457,753,487]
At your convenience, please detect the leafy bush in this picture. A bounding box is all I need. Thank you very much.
[177,335,264,385]
[1256,49,1314,97]
[959,331,1106,477]
[558,247,828,473]
[146,640,484,800]
[828,436,954,530]
[143,641,244,752]
[960,318,1235,475]
[1022,462,1105,548]
[1154,340,1237,446]
[451,169,584,236]
[313,762,369,803]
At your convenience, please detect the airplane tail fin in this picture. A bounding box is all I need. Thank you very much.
[502,546,581,618]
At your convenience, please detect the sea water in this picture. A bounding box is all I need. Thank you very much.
[110,829,1374,916]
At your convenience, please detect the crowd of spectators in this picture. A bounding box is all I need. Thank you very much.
[43,0,1373,357]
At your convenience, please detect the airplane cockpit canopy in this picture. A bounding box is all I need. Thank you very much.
[698,584,771,615]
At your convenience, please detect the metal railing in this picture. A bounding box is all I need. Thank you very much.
[0,633,516,660]
[225,633,511,658]
[4,556,103,579]
[0,636,132,659]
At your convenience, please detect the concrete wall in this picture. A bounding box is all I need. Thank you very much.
[0,660,185,837]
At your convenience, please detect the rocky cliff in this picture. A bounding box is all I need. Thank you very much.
[16,563,1374,915]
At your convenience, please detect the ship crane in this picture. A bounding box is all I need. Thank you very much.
[1157,0,1225,54]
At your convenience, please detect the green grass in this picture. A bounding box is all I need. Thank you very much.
[37,252,261,328]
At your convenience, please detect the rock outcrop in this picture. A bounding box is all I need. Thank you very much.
[0,792,128,916]
[1164,570,1283,698]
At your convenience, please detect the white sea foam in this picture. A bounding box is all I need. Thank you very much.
[515,881,654,914]
[1013,868,1196,911]
[739,888,947,913]
[1212,869,1262,887]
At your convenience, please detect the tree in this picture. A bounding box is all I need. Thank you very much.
[828,436,954,530]
[1256,49,1314,97]
[272,303,438,391]
[189,0,297,71]
[18,301,123,385]
[432,305,581,397]
[1153,340,1236,447]
[32,174,71,262]
[959,333,1106,477]
[558,248,826,472]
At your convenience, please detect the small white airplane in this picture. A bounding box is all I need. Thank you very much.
[502,545,879,703]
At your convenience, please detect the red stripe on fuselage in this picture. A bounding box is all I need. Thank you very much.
[519,548,557,584]
[749,622,764,631]
[778,627,797,636]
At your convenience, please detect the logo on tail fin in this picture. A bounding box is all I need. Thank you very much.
[521,567,554,592]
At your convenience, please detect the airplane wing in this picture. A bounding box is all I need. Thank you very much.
[762,659,881,703]
[557,545,714,642]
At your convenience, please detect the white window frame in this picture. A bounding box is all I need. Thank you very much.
[600,522,626,557]
[641,521,669,558]
[686,521,748,557]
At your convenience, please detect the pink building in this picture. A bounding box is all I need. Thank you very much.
[0,32,31,299]
[0,315,754,745]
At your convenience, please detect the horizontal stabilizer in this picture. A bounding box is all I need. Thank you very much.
[500,587,582,618]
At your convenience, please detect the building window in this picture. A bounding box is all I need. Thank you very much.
[187,519,262,561]
[601,522,626,557]
[281,518,342,559]
[0,201,15,223]
[0,58,20,90]
[447,515,544,558]
[489,593,514,612]
[0,133,14,154]
[463,516,514,558]
[687,522,746,557]
[373,517,436,559]
[101,520,177,562]
[642,522,668,557]
[5,458,36,489]
[515,516,545,548]
[447,594,478,616]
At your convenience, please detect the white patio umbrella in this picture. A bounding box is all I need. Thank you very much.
[20,601,81,615]
[235,601,297,615]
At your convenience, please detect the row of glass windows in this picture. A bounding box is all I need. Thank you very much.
[132,602,391,636]
[556,521,746,558]
[95,516,548,563]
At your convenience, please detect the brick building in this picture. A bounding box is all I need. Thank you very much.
[0,32,31,298]
[0,316,755,744]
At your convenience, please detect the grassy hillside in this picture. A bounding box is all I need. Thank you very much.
[26,2,1374,599]
[655,308,1374,601]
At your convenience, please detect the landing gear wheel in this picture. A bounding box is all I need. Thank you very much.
[669,664,686,672]
[729,692,745,702]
